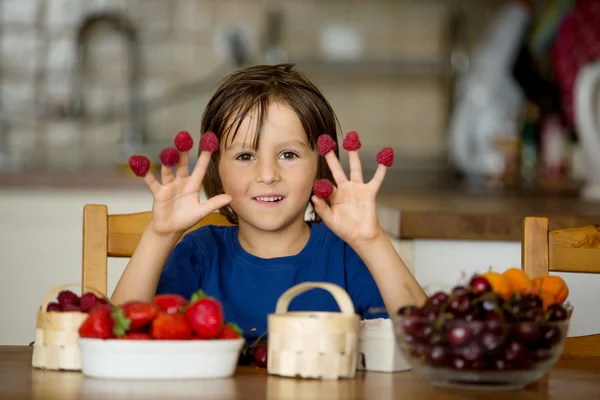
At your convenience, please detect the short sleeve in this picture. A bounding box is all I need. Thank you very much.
[155,236,204,300]
[344,245,389,319]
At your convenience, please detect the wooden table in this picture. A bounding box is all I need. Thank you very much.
[1,347,599,399]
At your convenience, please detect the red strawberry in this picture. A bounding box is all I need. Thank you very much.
[151,312,193,340]
[376,147,394,167]
[217,323,242,339]
[57,290,79,307]
[317,134,337,155]
[121,301,160,331]
[159,147,180,167]
[80,292,100,313]
[46,302,61,312]
[78,305,117,339]
[128,155,151,177]
[153,294,188,315]
[342,131,361,151]
[199,131,219,152]
[120,332,152,340]
[174,130,194,152]
[183,290,224,339]
[313,179,334,199]
[62,303,82,312]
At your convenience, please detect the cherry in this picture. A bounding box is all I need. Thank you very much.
[480,332,503,353]
[427,345,449,367]
[429,332,447,347]
[524,308,545,323]
[409,342,427,358]
[450,357,468,370]
[417,324,434,344]
[505,340,527,363]
[547,304,568,321]
[429,291,449,307]
[448,295,470,317]
[254,345,268,368]
[238,344,254,365]
[451,286,469,297]
[446,322,472,347]
[469,276,492,295]
[480,296,503,313]
[522,294,543,310]
[516,321,540,344]
[483,317,503,335]
[420,304,440,322]
[401,315,421,335]
[397,305,419,317]
[461,342,482,361]
[541,326,562,348]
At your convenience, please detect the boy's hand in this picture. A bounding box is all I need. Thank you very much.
[130,131,232,238]
[312,132,391,248]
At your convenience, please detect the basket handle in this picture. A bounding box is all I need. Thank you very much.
[275,282,356,316]
[41,283,107,310]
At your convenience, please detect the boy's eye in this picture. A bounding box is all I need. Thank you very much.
[280,151,298,160]
[236,153,254,161]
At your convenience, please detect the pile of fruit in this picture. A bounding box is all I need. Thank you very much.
[76,289,242,341]
[46,290,108,313]
[396,269,572,372]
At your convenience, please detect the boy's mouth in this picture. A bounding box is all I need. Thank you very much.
[253,195,285,204]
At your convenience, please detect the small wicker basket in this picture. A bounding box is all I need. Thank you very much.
[267,282,361,380]
[32,283,103,371]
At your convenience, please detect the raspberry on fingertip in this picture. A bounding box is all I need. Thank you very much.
[199,132,219,152]
[128,155,151,177]
[313,179,334,199]
[159,147,180,167]
[174,130,194,152]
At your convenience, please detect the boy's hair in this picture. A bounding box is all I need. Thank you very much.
[200,63,341,224]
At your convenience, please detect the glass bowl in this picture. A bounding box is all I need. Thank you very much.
[392,302,572,391]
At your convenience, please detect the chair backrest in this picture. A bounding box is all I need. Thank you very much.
[522,216,600,360]
[82,204,232,296]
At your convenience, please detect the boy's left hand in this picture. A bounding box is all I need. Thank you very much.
[312,139,389,248]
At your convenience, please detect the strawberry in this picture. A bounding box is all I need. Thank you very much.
[159,147,180,167]
[151,312,193,340]
[376,147,394,167]
[199,132,219,152]
[313,179,334,199]
[153,294,188,315]
[217,322,242,339]
[174,130,194,152]
[78,304,128,339]
[342,131,361,151]
[183,290,224,339]
[57,290,79,307]
[120,332,152,340]
[317,134,337,155]
[121,301,160,331]
[128,155,151,177]
[80,292,100,313]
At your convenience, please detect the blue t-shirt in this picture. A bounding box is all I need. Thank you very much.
[156,222,388,340]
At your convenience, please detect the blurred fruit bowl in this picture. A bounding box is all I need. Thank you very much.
[78,337,245,380]
[392,270,574,391]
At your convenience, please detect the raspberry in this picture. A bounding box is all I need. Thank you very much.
[376,147,394,167]
[199,131,219,152]
[313,179,334,199]
[317,134,337,155]
[159,147,180,167]
[128,155,150,177]
[342,131,361,151]
[57,290,80,307]
[174,130,194,152]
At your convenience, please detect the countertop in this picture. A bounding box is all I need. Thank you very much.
[2,171,599,241]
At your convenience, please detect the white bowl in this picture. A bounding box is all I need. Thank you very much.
[78,338,245,380]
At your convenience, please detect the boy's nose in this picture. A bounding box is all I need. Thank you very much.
[255,158,280,184]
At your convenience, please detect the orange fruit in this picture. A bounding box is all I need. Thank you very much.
[502,268,532,293]
[522,286,555,309]
[481,272,512,299]
[532,276,569,304]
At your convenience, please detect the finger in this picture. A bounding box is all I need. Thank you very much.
[143,172,162,194]
[175,151,189,179]
[312,195,334,225]
[348,151,363,183]
[189,150,213,189]
[193,194,233,221]
[161,164,174,185]
[325,152,348,184]
[368,164,388,192]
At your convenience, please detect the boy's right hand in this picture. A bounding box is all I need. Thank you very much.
[130,132,232,239]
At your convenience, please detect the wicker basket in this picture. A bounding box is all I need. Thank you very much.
[267,282,361,380]
[32,283,103,371]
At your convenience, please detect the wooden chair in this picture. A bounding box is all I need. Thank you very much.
[522,216,600,364]
[82,204,232,296]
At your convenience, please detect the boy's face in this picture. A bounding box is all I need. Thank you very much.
[218,101,318,232]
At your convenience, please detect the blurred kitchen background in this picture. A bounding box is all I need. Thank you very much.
[2,0,595,193]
